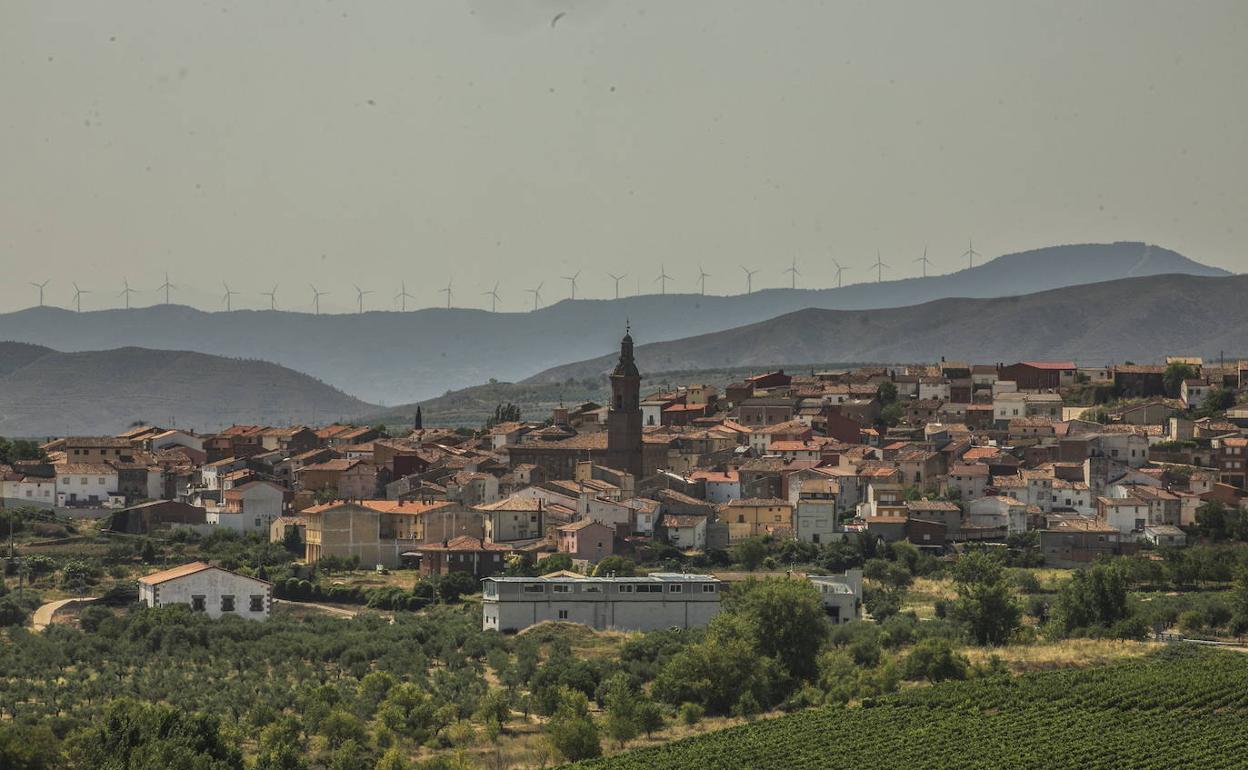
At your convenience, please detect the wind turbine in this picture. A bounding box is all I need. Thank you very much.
[309,284,329,315]
[261,285,278,310]
[870,251,890,283]
[607,272,627,300]
[29,279,50,307]
[72,282,90,313]
[440,278,453,309]
[157,272,176,304]
[527,282,544,311]
[119,278,137,309]
[395,281,414,312]
[962,237,981,269]
[696,265,711,296]
[482,282,501,312]
[353,284,373,314]
[655,265,673,295]
[741,265,759,295]
[562,270,581,300]
[914,246,934,278]
[784,257,800,289]
[221,282,239,311]
[830,258,850,288]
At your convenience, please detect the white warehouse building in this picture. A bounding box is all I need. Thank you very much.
[138,561,271,621]
[482,573,722,633]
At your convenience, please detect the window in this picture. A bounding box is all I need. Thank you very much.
[523,584,544,593]
[552,584,572,593]
[701,584,717,593]
[667,584,683,593]
[221,595,235,612]
[636,584,662,593]
[558,610,569,619]
[191,595,206,612]
[616,584,633,593]
[584,585,601,593]
[249,595,264,612]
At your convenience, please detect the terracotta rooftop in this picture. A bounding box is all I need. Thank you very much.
[138,561,270,586]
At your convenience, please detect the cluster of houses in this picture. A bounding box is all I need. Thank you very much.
[7,336,1248,630]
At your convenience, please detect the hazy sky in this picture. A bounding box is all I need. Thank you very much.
[1,0,1245,313]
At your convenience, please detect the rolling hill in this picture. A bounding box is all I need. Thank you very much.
[526,273,1248,383]
[0,243,1226,404]
[0,343,376,437]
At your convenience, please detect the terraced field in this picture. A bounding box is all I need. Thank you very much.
[565,647,1248,770]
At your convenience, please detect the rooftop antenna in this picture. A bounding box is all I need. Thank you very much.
[697,265,711,295]
[395,281,414,312]
[353,284,373,314]
[527,281,544,311]
[870,251,889,283]
[29,279,50,307]
[261,284,278,310]
[482,282,502,312]
[962,237,981,269]
[740,265,759,294]
[440,278,453,309]
[118,278,137,309]
[221,282,238,311]
[784,257,800,289]
[606,272,627,300]
[914,246,933,278]
[831,258,850,288]
[72,282,90,313]
[157,272,176,305]
[562,270,581,300]
[309,284,329,315]
[655,265,672,295]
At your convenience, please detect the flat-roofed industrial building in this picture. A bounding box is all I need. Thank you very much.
[481,573,721,632]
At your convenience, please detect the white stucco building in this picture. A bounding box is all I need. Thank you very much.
[966,496,1028,534]
[482,573,722,632]
[137,561,271,620]
[1,472,56,508]
[809,569,863,624]
[213,480,286,534]
[55,463,121,507]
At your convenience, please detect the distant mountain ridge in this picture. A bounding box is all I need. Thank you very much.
[0,342,376,437]
[0,243,1227,404]
[526,273,1248,383]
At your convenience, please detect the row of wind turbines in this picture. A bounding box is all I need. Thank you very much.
[25,240,984,314]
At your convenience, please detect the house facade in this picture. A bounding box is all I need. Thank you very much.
[809,569,863,624]
[719,498,794,542]
[138,562,271,621]
[557,519,615,562]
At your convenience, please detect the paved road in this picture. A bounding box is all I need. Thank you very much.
[31,597,95,632]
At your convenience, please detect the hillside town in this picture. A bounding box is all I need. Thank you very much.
[5,332,1247,633]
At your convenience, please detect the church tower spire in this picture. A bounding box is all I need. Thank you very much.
[606,326,643,478]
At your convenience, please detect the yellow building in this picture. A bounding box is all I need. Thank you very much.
[302,500,481,568]
[718,497,794,542]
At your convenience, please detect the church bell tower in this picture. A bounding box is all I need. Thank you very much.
[606,326,643,479]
